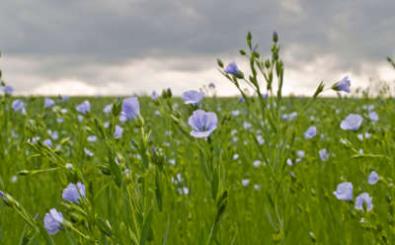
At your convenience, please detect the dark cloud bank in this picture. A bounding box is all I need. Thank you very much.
[0,0,394,95]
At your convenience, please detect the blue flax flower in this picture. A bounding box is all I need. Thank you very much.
[87,135,97,143]
[3,85,14,95]
[368,171,379,185]
[355,192,373,211]
[333,182,353,201]
[76,100,91,114]
[224,62,243,77]
[114,125,123,139]
[151,91,159,101]
[44,208,64,235]
[304,126,317,139]
[182,90,204,105]
[43,139,52,147]
[121,97,140,121]
[12,99,26,114]
[188,109,218,138]
[319,148,329,161]
[332,76,351,93]
[62,182,86,203]
[44,98,55,108]
[340,114,363,131]
[368,111,379,122]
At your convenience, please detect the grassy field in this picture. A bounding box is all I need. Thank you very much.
[0,94,394,244]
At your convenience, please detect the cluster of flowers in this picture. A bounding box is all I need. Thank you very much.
[333,171,378,211]
[180,89,218,138]
[41,90,218,235]
[44,182,86,234]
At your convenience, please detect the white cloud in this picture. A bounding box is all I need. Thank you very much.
[3,51,394,97]
[31,80,99,96]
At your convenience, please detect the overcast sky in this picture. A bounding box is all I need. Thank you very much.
[1,0,395,96]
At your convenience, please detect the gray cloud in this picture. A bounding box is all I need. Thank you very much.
[0,0,394,95]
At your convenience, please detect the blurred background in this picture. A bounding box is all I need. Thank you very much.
[0,0,394,96]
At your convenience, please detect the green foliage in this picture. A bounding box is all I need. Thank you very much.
[0,95,393,244]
